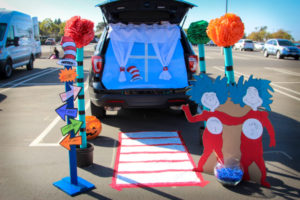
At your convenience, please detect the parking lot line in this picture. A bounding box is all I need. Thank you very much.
[0,68,58,93]
[29,116,61,146]
[110,140,118,168]
[29,85,89,147]
[265,67,300,77]
[213,66,300,102]
[0,68,54,87]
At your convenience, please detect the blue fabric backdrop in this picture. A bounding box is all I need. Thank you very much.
[102,40,189,89]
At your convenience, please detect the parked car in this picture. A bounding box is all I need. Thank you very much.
[295,43,300,50]
[45,38,56,45]
[32,17,41,58]
[89,0,198,117]
[207,40,216,46]
[233,39,254,51]
[0,9,40,78]
[263,39,299,60]
[254,42,264,51]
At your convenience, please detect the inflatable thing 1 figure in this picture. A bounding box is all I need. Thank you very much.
[182,104,245,172]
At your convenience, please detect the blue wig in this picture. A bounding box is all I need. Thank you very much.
[229,75,274,111]
[186,74,229,106]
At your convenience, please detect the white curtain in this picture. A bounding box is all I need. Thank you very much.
[109,23,181,81]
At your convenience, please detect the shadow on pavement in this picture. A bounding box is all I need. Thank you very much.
[84,163,114,178]
[86,190,111,200]
[83,163,183,200]
[0,93,6,103]
[226,176,300,200]
[89,136,119,148]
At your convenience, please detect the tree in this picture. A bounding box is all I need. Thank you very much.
[96,22,106,32]
[269,29,294,41]
[58,22,66,37]
[247,26,294,41]
[54,18,62,25]
[247,26,269,41]
[39,18,60,41]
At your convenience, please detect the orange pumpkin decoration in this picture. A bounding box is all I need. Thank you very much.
[207,13,244,47]
[85,116,102,140]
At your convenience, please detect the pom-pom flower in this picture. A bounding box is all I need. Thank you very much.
[207,13,244,47]
[64,16,94,48]
[187,20,210,45]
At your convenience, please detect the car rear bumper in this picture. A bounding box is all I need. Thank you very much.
[89,87,189,109]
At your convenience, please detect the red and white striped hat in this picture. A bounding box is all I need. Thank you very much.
[57,36,77,66]
[127,66,142,82]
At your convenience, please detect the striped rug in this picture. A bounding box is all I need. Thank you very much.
[110,131,209,190]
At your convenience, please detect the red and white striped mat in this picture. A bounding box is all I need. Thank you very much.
[110,131,209,190]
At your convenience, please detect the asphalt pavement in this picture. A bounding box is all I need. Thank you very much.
[0,46,299,200]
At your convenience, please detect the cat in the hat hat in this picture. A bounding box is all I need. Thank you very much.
[57,36,77,66]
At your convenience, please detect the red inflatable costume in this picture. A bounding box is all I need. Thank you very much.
[240,110,276,187]
[182,104,245,172]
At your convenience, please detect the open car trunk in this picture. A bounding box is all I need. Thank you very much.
[96,0,196,24]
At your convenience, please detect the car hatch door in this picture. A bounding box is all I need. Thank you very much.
[96,0,196,24]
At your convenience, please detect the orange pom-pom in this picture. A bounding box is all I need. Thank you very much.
[207,13,244,47]
[64,16,94,48]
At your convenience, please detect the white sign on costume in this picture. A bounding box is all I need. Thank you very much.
[109,23,181,82]
[242,118,263,140]
[206,117,223,135]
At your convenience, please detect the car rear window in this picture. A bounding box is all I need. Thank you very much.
[245,40,253,43]
[0,23,7,41]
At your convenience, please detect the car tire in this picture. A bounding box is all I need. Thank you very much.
[264,50,269,57]
[26,55,34,70]
[276,51,283,59]
[294,56,299,60]
[90,101,106,119]
[2,60,13,78]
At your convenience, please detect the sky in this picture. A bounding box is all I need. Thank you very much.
[1,0,300,41]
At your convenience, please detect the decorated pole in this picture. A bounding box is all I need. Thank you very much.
[187,20,210,74]
[207,13,244,84]
[187,20,210,129]
[53,35,94,196]
[198,44,206,73]
[223,46,235,84]
[64,16,94,149]
[64,68,78,185]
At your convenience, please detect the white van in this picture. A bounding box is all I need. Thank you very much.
[0,9,41,78]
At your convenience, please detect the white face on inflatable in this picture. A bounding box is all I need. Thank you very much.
[201,92,220,112]
[242,87,263,111]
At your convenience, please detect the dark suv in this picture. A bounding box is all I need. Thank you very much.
[89,0,198,117]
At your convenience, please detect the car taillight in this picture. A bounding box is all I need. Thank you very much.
[188,55,198,73]
[92,55,103,74]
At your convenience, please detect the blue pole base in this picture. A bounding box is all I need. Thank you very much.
[53,176,95,196]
